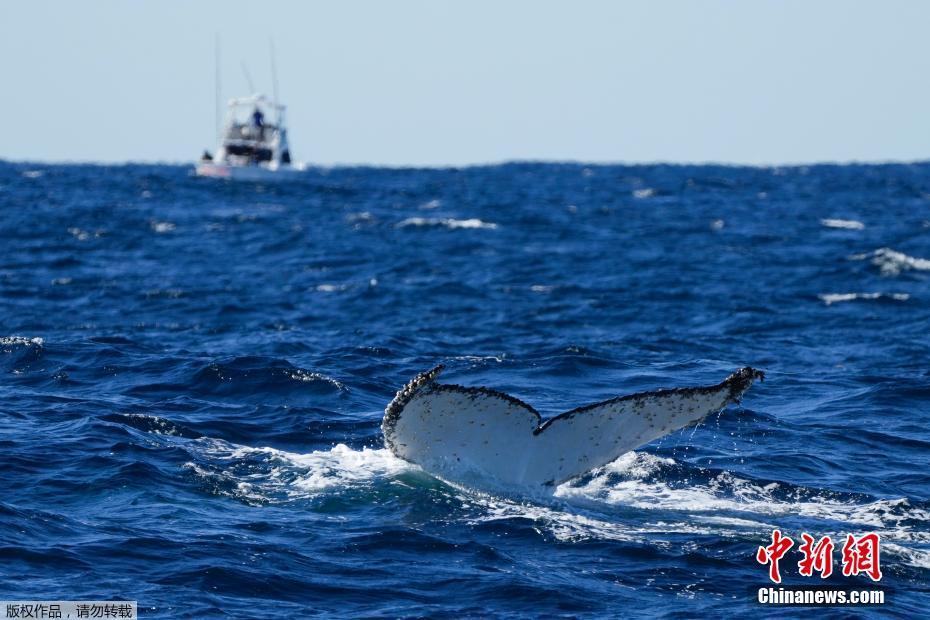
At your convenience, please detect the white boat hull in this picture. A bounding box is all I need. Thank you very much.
[195,162,306,181]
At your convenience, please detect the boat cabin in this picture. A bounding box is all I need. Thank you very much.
[206,94,292,167]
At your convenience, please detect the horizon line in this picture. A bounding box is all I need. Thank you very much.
[3,156,929,170]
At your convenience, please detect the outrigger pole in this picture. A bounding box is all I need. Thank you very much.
[214,34,221,146]
[240,62,256,95]
[269,37,280,124]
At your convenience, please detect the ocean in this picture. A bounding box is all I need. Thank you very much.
[0,161,928,617]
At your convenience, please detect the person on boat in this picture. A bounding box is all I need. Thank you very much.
[252,106,265,140]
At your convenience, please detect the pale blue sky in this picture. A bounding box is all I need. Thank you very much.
[3,1,929,165]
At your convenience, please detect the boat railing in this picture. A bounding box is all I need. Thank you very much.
[224,123,280,143]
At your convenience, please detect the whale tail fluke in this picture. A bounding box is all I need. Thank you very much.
[382,365,764,489]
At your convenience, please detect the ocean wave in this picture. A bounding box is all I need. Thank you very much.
[851,248,930,276]
[555,455,929,531]
[546,454,930,567]
[818,292,910,305]
[885,543,930,570]
[101,412,203,439]
[449,354,507,364]
[186,440,416,503]
[288,369,346,390]
[193,357,345,389]
[120,357,349,400]
[465,496,641,543]
[315,283,347,293]
[183,440,930,565]
[821,218,865,230]
[434,450,930,567]
[150,220,176,233]
[0,335,44,348]
[0,335,46,371]
[396,217,498,230]
[466,493,930,570]
[68,227,92,241]
[346,211,375,225]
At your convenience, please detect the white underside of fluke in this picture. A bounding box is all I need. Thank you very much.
[382,366,763,489]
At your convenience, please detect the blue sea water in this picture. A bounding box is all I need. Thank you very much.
[0,161,928,617]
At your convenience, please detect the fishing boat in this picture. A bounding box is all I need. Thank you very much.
[196,39,304,181]
[196,93,304,180]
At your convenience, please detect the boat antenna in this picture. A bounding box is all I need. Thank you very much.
[240,61,256,94]
[269,37,280,103]
[214,34,222,145]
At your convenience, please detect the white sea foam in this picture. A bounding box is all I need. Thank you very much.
[288,369,346,390]
[68,227,90,241]
[188,441,416,499]
[420,199,442,210]
[397,217,498,230]
[818,292,910,305]
[555,462,926,531]
[346,211,374,224]
[633,188,656,199]
[151,221,176,233]
[559,457,930,555]
[0,336,44,347]
[514,509,739,542]
[458,451,929,545]
[288,445,415,493]
[695,515,773,529]
[850,248,930,276]
[22,170,44,179]
[315,283,346,293]
[466,496,640,542]
[450,354,506,364]
[185,441,930,561]
[884,543,930,570]
[821,218,865,230]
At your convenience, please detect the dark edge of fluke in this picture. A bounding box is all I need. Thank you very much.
[382,365,765,452]
[382,364,446,452]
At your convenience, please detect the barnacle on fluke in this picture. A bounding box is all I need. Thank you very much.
[382,366,764,488]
